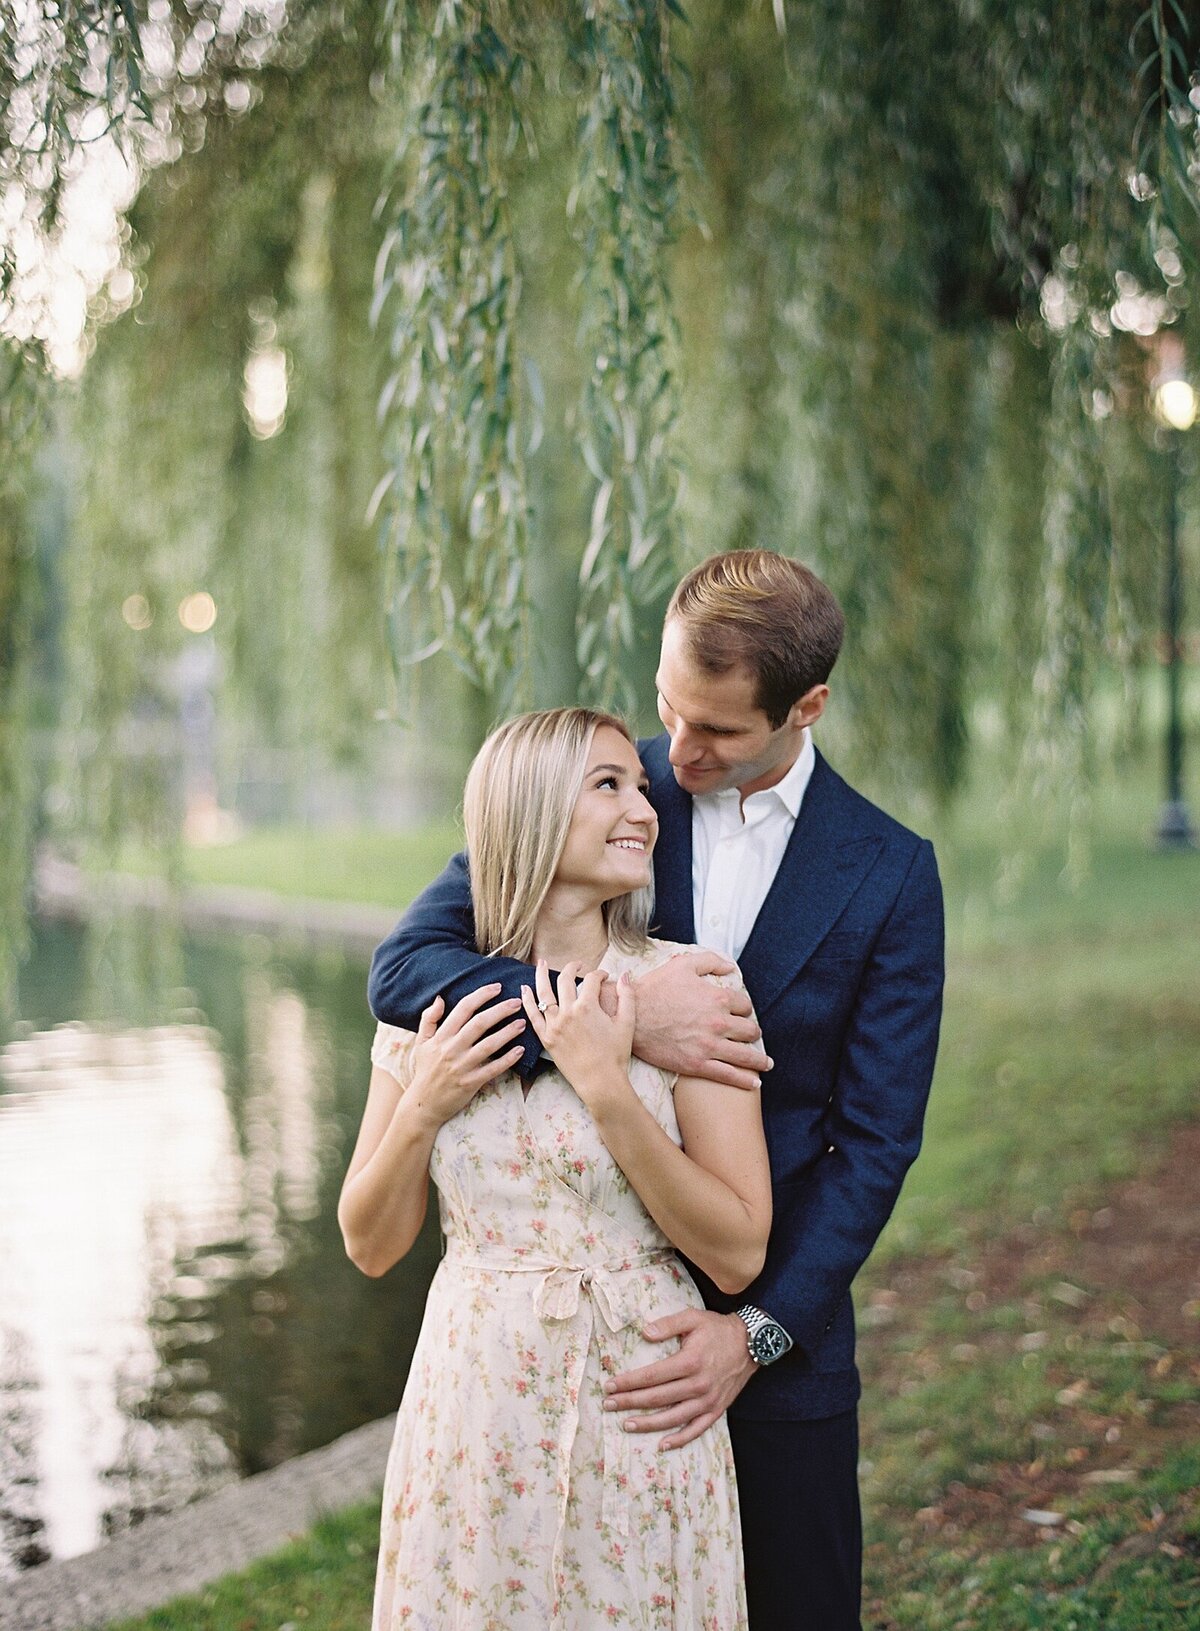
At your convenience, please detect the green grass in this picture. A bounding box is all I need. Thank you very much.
[104,1503,382,1631]
[860,1275,1200,1629]
[124,822,464,909]
[880,748,1199,1261]
[104,744,1200,1631]
[853,753,1200,1628]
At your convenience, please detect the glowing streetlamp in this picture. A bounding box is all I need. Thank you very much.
[1155,377,1197,432]
[1151,372,1196,850]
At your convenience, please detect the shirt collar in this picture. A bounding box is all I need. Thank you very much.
[761,726,815,819]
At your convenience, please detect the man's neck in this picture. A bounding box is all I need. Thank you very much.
[734,728,813,808]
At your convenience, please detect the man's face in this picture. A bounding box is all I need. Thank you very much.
[654,618,819,799]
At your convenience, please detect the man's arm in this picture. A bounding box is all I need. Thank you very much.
[605,838,945,1442]
[629,953,770,1091]
[371,855,771,1085]
[368,853,542,1075]
[750,838,944,1353]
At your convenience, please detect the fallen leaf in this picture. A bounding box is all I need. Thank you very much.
[1051,1281,1090,1308]
[1021,1508,1065,1527]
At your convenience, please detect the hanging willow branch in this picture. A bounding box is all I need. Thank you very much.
[0,0,151,144]
[0,343,44,1030]
[570,0,681,713]
[1131,0,1199,258]
[372,0,532,715]
[1018,322,1119,878]
[0,0,150,333]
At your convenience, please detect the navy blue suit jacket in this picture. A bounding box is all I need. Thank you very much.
[368,735,944,1420]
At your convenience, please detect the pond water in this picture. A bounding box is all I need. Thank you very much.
[0,919,440,1577]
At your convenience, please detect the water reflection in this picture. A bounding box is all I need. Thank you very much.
[0,922,441,1575]
[0,1023,243,1570]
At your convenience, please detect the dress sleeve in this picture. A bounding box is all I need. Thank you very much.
[692,947,759,1036]
[370,1021,418,1088]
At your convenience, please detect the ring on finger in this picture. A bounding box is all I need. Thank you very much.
[536,998,556,1013]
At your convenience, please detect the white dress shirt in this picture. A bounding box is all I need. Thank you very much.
[691,728,816,960]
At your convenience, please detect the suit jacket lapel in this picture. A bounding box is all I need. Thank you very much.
[736,751,883,1020]
[641,734,695,943]
[639,738,883,1018]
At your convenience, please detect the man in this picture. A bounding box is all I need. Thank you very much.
[368,549,944,1628]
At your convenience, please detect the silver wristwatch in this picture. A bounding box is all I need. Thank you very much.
[736,1304,794,1367]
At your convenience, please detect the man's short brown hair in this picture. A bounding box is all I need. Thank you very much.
[665,549,845,728]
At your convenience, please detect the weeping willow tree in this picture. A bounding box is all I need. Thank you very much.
[2,0,1199,1013]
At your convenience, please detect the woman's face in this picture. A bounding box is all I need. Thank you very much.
[554,726,658,900]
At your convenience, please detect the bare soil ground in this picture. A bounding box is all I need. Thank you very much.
[860,1123,1200,1607]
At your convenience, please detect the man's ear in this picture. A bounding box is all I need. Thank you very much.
[789,684,829,731]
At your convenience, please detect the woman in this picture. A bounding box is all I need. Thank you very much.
[339,708,772,1630]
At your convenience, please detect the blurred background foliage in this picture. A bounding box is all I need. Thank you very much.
[1,0,1199,1017]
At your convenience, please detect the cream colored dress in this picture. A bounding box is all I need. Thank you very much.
[369,939,748,1631]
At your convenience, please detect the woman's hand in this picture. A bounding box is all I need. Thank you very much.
[407,983,527,1128]
[521,960,634,1108]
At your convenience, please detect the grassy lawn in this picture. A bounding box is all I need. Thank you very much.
[105,744,1199,1630]
[855,750,1200,1628]
[104,1504,382,1631]
[135,821,464,909]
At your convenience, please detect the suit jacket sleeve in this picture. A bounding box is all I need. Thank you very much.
[753,838,945,1356]
[367,852,544,1076]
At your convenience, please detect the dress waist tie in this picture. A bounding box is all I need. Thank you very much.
[442,1243,677,1568]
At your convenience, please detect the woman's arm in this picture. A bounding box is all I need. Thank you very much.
[338,1058,437,1277]
[339,987,526,1277]
[521,964,772,1294]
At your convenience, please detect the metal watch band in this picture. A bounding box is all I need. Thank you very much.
[735,1303,794,1366]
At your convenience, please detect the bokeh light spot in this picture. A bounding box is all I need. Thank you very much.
[121,593,153,630]
[1154,378,1197,432]
[179,591,217,633]
[243,344,288,439]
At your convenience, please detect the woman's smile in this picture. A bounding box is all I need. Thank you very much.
[552,726,658,898]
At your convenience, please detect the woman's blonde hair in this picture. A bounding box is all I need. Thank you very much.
[463,707,653,961]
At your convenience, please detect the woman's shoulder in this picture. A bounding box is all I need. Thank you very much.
[603,936,687,976]
[606,936,745,983]
[370,1019,418,1083]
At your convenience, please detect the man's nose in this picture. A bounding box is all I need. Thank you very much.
[667,725,702,766]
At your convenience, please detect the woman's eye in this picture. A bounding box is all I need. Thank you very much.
[598,775,618,790]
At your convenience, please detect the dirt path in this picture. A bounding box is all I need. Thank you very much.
[865,1121,1200,1354]
[859,1122,1200,1609]
[1067,1122,1200,1351]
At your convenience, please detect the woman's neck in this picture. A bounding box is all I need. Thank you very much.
[531,888,609,970]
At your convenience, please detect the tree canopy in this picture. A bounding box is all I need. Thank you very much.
[1,0,1198,1013]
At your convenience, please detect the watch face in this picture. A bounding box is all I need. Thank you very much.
[753,1323,790,1363]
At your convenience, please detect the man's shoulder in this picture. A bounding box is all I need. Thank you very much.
[809,751,934,861]
[637,731,671,772]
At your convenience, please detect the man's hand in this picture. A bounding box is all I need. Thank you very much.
[602,1308,757,1449]
[632,952,771,1090]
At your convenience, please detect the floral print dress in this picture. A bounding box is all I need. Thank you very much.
[369,939,748,1630]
